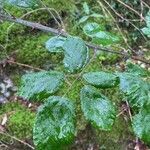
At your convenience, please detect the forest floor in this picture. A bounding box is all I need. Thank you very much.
[0,0,150,150]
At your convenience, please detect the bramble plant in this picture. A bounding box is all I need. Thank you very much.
[0,0,150,149]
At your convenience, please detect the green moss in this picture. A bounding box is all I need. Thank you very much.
[11,74,21,87]
[96,117,134,150]
[7,32,64,67]
[0,102,35,139]
[43,0,76,12]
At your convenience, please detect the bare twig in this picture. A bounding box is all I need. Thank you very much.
[0,13,150,65]
[102,0,147,41]
[140,0,144,22]
[4,7,65,50]
[142,1,150,9]
[7,60,45,71]
[97,1,132,50]
[116,0,145,21]
[0,131,34,150]
[39,0,65,30]
[125,100,132,121]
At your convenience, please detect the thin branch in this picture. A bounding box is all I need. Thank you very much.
[116,0,145,21]
[0,14,150,65]
[0,14,68,36]
[97,1,132,50]
[125,100,132,121]
[102,0,147,41]
[4,7,65,50]
[142,1,150,9]
[7,60,45,71]
[0,131,34,150]
[38,0,65,30]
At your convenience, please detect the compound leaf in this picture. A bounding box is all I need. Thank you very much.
[80,85,116,131]
[18,71,64,101]
[83,72,119,88]
[132,105,150,144]
[45,36,66,52]
[33,96,76,150]
[62,36,89,73]
[119,73,150,108]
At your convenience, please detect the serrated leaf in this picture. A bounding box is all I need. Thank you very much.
[132,105,150,144]
[18,71,64,101]
[83,72,119,88]
[126,62,150,77]
[33,96,76,150]
[45,36,66,52]
[119,73,150,108]
[62,36,89,72]
[5,0,38,8]
[45,36,89,72]
[83,22,120,45]
[80,85,116,131]
[83,2,90,15]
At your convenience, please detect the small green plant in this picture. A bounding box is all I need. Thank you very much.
[1,0,150,149]
[17,59,150,149]
[142,11,150,37]
[78,2,104,24]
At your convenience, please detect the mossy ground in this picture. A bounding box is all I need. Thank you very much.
[0,1,135,149]
[0,102,35,140]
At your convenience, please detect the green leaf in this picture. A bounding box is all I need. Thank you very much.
[79,16,89,24]
[80,85,116,131]
[145,11,150,27]
[141,27,150,37]
[5,0,38,8]
[90,13,104,18]
[0,1,4,7]
[119,73,150,108]
[62,36,89,72]
[126,62,150,77]
[141,11,150,37]
[83,22,120,45]
[18,71,64,101]
[45,36,66,52]
[132,105,150,144]
[91,31,120,45]
[33,96,76,150]
[83,22,104,36]
[83,72,119,88]
[83,2,90,15]
[45,36,89,72]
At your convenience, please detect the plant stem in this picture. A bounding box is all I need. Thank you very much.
[0,14,150,64]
